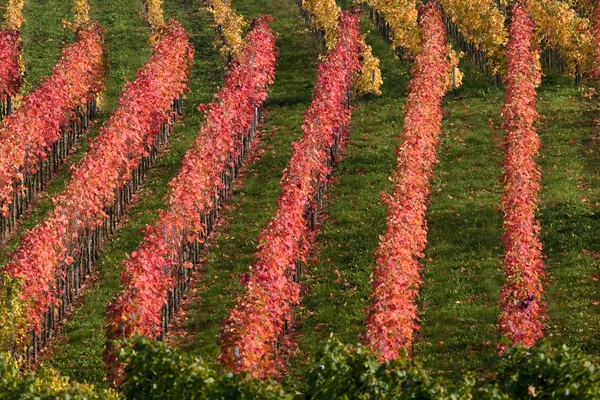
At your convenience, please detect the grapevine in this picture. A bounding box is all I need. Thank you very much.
[364,2,450,362]
[300,0,382,95]
[360,0,420,57]
[0,0,24,117]
[0,24,104,233]
[497,0,545,349]
[362,0,463,90]
[205,0,247,59]
[529,0,594,76]
[440,0,508,75]
[3,0,25,31]
[143,0,164,30]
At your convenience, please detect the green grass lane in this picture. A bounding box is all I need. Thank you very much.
[416,71,600,379]
[175,0,322,366]
[414,64,505,379]
[40,0,222,385]
[20,0,74,91]
[538,82,600,360]
[0,0,8,23]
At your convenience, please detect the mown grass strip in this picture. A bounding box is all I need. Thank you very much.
[416,73,600,379]
[415,63,505,379]
[538,82,600,360]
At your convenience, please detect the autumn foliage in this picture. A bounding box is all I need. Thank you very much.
[220,10,362,379]
[143,0,164,30]
[364,3,449,362]
[300,0,382,95]
[360,0,420,56]
[205,0,247,58]
[529,0,594,76]
[105,15,277,359]
[0,24,105,216]
[0,0,24,101]
[0,19,193,354]
[497,1,545,349]
[0,30,22,99]
[440,0,507,74]
[361,0,461,90]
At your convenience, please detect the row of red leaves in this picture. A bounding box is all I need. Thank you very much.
[0,28,21,97]
[363,2,449,362]
[219,10,362,379]
[105,16,277,347]
[2,19,194,347]
[497,1,545,349]
[0,24,105,216]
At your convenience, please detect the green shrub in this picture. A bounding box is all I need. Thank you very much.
[3,336,600,399]
[119,336,289,399]
[479,340,600,399]
[0,352,118,399]
[304,336,475,399]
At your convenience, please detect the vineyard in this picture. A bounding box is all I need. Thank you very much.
[2,0,600,398]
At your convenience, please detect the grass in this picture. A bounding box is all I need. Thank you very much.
[10,0,600,391]
[20,0,74,91]
[414,70,600,379]
[539,83,600,358]
[414,63,505,379]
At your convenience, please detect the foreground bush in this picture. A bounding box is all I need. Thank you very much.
[0,355,118,399]
[2,337,600,398]
[119,337,600,399]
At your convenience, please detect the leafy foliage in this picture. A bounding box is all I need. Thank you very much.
[361,0,462,90]
[359,0,420,56]
[440,0,507,74]
[529,0,594,75]
[0,24,105,217]
[220,10,362,379]
[2,0,24,31]
[72,0,90,27]
[106,15,277,378]
[364,2,449,362]
[356,41,383,95]
[0,0,24,98]
[0,19,193,355]
[119,336,289,400]
[115,337,600,399]
[0,352,119,399]
[0,29,22,97]
[592,0,600,81]
[498,1,544,349]
[205,0,247,58]
[300,0,382,95]
[143,0,164,30]
[483,341,600,398]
